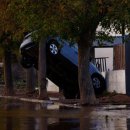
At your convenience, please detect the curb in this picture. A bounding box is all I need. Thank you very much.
[0,95,80,108]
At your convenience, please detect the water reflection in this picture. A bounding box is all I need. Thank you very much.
[1,99,130,130]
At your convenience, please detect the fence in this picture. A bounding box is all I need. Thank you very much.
[92,57,108,72]
[113,45,125,70]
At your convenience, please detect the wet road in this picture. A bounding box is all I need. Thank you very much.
[0,98,130,130]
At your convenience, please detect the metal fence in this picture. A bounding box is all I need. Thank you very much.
[92,57,108,72]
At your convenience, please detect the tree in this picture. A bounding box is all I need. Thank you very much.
[77,0,130,104]
[38,37,48,99]
[0,1,14,95]
[100,0,130,41]
[9,0,97,103]
[26,67,35,93]
[2,36,14,95]
[11,0,130,104]
[0,0,26,95]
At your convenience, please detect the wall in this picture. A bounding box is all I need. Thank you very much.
[106,70,126,94]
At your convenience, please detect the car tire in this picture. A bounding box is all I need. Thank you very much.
[91,73,106,95]
[46,40,60,56]
[20,56,33,69]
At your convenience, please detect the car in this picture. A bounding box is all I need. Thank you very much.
[20,33,106,99]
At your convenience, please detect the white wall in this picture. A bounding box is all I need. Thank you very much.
[47,80,59,92]
[106,70,126,94]
[95,48,113,71]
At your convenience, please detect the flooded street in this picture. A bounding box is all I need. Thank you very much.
[0,98,130,130]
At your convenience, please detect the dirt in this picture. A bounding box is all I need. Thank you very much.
[1,88,130,105]
[99,93,130,105]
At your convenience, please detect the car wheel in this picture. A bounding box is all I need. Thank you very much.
[91,73,106,95]
[47,40,60,56]
[20,56,33,69]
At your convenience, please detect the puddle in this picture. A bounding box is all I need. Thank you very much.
[0,99,130,130]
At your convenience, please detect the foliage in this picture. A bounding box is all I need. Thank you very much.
[0,0,24,57]
[0,0,129,44]
[9,0,129,43]
[101,0,130,35]
[9,0,106,40]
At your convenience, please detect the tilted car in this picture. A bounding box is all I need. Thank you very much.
[20,34,106,98]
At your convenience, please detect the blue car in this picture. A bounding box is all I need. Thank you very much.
[20,34,106,98]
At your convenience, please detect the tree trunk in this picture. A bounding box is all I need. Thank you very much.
[3,48,14,96]
[38,38,49,100]
[78,42,96,105]
[26,67,35,93]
